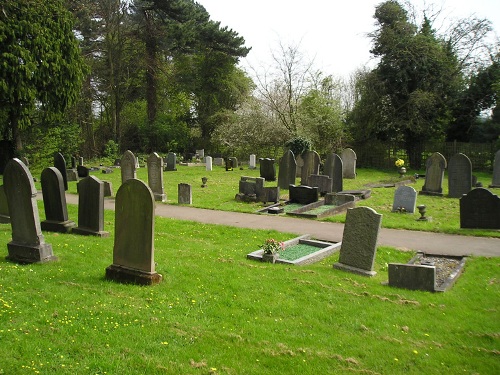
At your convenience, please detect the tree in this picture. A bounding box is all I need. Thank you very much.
[0,0,86,152]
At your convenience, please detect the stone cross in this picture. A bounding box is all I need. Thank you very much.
[120,150,137,183]
[73,176,109,237]
[448,153,472,198]
[420,152,447,196]
[147,152,166,202]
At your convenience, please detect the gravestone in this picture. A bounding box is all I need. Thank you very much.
[73,176,109,237]
[307,174,333,196]
[54,152,68,191]
[20,156,29,168]
[300,150,321,185]
[289,185,319,205]
[392,186,417,213]
[3,158,56,263]
[237,176,265,202]
[0,185,10,223]
[66,168,78,182]
[341,148,357,179]
[0,140,14,175]
[249,154,257,169]
[259,158,276,181]
[40,167,76,233]
[77,165,89,178]
[388,264,436,292]
[105,179,162,285]
[278,150,297,190]
[205,156,213,171]
[448,153,472,198]
[196,149,204,159]
[324,152,343,192]
[78,157,84,166]
[71,156,76,169]
[229,157,238,168]
[333,207,382,276]
[295,154,304,177]
[165,152,177,171]
[135,157,140,168]
[147,152,166,202]
[103,181,113,197]
[460,188,500,229]
[420,152,447,196]
[120,150,137,183]
[178,183,192,204]
[214,157,224,166]
[489,150,500,188]
[225,158,234,171]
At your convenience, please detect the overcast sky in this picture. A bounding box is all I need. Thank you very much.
[198,0,500,78]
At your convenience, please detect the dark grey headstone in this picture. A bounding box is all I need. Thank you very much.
[72,176,109,237]
[178,183,192,204]
[71,156,76,169]
[120,150,137,183]
[165,152,177,171]
[392,186,417,213]
[420,152,447,196]
[341,148,357,179]
[0,185,9,223]
[103,181,113,197]
[307,174,333,195]
[225,158,234,171]
[77,165,89,178]
[289,185,319,205]
[324,153,343,192]
[448,153,472,198]
[460,188,500,229]
[40,167,76,233]
[278,150,297,190]
[147,152,166,202]
[300,151,320,185]
[388,263,436,291]
[54,152,68,191]
[229,157,238,168]
[490,150,500,188]
[333,207,382,276]
[259,158,276,181]
[4,158,56,263]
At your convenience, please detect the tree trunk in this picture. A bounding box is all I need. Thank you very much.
[10,108,22,152]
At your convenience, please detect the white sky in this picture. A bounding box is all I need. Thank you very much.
[198,0,500,79]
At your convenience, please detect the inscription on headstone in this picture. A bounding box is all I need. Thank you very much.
[392,186,417,213]
[448,153,472,198]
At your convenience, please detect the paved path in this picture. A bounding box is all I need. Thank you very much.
[63,194,500,257]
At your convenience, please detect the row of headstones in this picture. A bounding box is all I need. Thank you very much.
[1,158,161,284]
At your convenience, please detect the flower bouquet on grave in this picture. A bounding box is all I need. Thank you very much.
[395,159,406,177]
[261,238,285,263]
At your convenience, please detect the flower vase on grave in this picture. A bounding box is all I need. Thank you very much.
[261,252,279,263]
[399,167,406,178]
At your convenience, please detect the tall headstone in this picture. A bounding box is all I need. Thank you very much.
[120,150,137,184]
[178,183,192,204]
[40,167,76,233]
[460,188,500,229]
[205,156,213,171]
[259,158,276,181]
[71,156,76,169]
[300,150,321,185]
[324,152,343,192]
[278,150,297,190]
[489,150,500,188]
[448,153,472,198]
[229,157,238,168]
[147,152,166,202]
[341,148,357,179]
[249,154,257,169]
[3,158,56,263]
[78,157,84,166]
[73,176,109,237]
[105,179,162,285]
[54,152,68,191]
[165,152,177,171]
[0,185,10,223]
[392,186,417,213]
[420,152,447,196]
[333,207,382,276]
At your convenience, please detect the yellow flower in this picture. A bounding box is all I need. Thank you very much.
[395,159,404,167]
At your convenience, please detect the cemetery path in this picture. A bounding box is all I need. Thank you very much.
[62,194,500,258]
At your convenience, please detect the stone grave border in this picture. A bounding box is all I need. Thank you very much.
[285,199,355,219]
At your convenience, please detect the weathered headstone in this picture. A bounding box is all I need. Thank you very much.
[105,179,162,285]
[225,158,234,171]
[229,157,238,168]
[489,150,500,188]
[460,188,500,229]
[3,158,56,263]
[165,152,177,171]
[205,156,213,171]
[295,154,304,177]
[324,152,343,192]
[392,186,417,213]
[78,157,84,166]
[300,151,321,185]
[307,174,333,196]
[178,183,192,204]
[214,157,224,166]
[448,153,472,198]
[40,167,76,233]
[0,185,10,223]
[103,181,113,197]
[420,152,447,196]
[77,165,89,178]
[72,176,109,237]
[249,154,257,169]
[196,149,204,159]
[289,185,319,205]
[333,207,382,276]
[147,152,166,202]
[54,152,68,191]
[388,263,436,292]
[341,148,357,179]
[278,150,297,190]
[71,156,76,169]
[259,158,276,181]
[120,150,137,183]
[66,169,78,182]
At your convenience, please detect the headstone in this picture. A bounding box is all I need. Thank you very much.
[214,157,224,166]
[295,154,304,177]
[0,185,10,223]
[225,158,234,171]
[3,158,56,263]
[259,158,276,181]
[135,157,140,168]
[249,154,257,169]
[229,157,238,168]
[71,156,76,169]
[460,188,500,229]
[489,150,500,188]
[307,174,333,196]
[237,176,265,201]
[388,263,436,292]
[420,152,447,196]
[392,186,417,213]
[77,165,89,178]
[66,169,78,182]
[324,152,343,192]
[147,152,166,202]
[72,176,109,237]
[333,207,382,276]
[300,150,320,185]
[103,181,113,197]
[114,159,121,167]
[54,152,68,191]
[205,156,213,171]
[40,167,76,233]
[20,156,29,168]
[165,152,177,171]
[341,148,357,179]
[196,149,204,159]
[178,183,192,204]
[0,140,15,175]
[102,168,113,174]
[448,153,472,198]
[289,185,319,205]
[78,157,84,166]
[105,179,162,285]
[120,150,137,183]
[278,150,297,190]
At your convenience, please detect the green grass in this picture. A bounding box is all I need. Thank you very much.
[278,243,323,261]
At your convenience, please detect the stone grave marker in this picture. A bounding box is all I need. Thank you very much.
[229,157,238,168]
[0,185,10,223]
[54,152,68,191]
[448,153,472,198]
[278,150,297,190]
[249,154,256,169]
[341,148,357,179]
[388,263,436,292]
[420,152,447,196]
[178,183,192,204]
[77,165,89,178]
[324,152,343,193]
[78,157,84,166]
[289,185,319,205]
[214,157,224,166]
[135,157,140,168]
[225,158,234,171]
[3,158,56,263]
[392,186,417,213]
[120,150,137,183]
[71,156,76,169]
[259,158,276,181]
[73,176,109,237]
[196,149,204,159]
[20,156,29,168]
[460,188,500,229]
[489,150,500,188]
[333,207,382,276]
[40,167,76,233]
[105,179,162,285]
[300,150,320,185]
[205,156,213,171]
[147,152,166,202]
[103,181,113,197]
[307,174,333,196]
[165,152,177,171]
[295,154,304,177]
